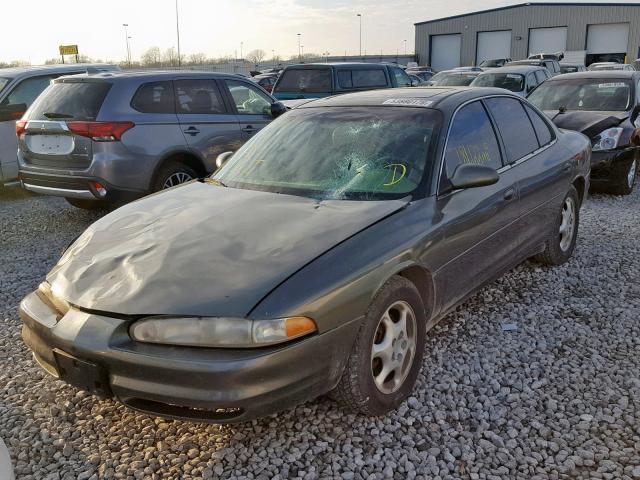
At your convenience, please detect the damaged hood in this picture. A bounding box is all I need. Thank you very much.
[544,110,628,138]
[48,182,408,317]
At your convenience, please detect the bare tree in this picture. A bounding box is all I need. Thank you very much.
[246,49,266,65]
[188,53,208,65]
[141,47,162,66]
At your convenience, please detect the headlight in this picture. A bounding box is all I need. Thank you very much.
[592,127,623,151]
[129,316,317,348]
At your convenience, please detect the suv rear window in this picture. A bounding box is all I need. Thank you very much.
[274,68,332,93]
[29,81,112,121]
[337,69,387,89]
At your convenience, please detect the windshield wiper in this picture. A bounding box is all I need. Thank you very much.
[204,178,227,187]
[43,112,74,119]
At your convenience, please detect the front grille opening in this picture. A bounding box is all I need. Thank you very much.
[124,398,244,421]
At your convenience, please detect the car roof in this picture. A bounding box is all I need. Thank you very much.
[509,59,555,65]
[282,62,394,69]
[548,70,639,80]
[54,70,250,82]
[0,63,117,79]
[437,70,480,76]
[296,86,514,110]
[478,65,542,74]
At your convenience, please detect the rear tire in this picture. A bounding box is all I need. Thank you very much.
[152,161,197,192]
[532,185,579,266]
[65,198,110,210]
[332,276,426,416]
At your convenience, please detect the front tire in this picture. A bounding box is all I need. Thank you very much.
[609,154,637,196]
[532,185,579,266]
[332,276,426,416]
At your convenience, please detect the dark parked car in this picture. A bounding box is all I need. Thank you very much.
[252,73,278,93]
[528,71,639,194]
[560,63,587,74]
[479,58,512,69]
[0,64,119,186]
[272,63,413,100]
[20,88,590,423]
[17,71,285,208]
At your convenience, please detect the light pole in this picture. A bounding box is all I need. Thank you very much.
[240,41,243,60]
[356,13,362,58]
[301,45,304,58]
[272,49,275,68]
[128,36,133,65]
[122,24,131,66]
[297,33,301,61]
[175,0,181,68]
[404,39,407,56]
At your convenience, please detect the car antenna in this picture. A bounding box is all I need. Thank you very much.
[551,105,567,121]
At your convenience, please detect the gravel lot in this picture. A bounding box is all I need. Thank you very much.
[1,186,639,480]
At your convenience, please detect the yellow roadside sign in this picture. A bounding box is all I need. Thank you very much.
[59,45,78,56]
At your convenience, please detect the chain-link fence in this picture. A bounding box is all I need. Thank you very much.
[123,54,418,76]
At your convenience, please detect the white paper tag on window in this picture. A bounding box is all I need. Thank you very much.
[383,98,433,106]
[598,82,626,88]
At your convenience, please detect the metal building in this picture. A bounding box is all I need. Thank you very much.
[414,2,640,71]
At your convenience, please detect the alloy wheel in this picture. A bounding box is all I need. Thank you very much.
[162,172,194,189]
[371,300,417,394]
[628,159,637,189]
[559,196,576,252]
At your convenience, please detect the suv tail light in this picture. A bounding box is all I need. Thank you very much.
[15,120,27,137]
[67,121,135,141]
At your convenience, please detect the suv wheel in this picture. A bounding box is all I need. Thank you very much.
[153,161,197,192]
[532,185,579,266]
[610,154,637,196]
[332,276,426,416]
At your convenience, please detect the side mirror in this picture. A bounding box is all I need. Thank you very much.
[450,164,499,190]
[630,104,640,127]
[0,103,27,122]
[215,151,234,170]
[411,79,419,87]
[270,102,287,118]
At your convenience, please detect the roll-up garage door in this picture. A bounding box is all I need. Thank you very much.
[529,27,567,56]
[431,34,461,71]
[476,30,512,65]
[587,23,629,54]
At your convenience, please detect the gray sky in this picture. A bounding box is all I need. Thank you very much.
[0,0,632,64]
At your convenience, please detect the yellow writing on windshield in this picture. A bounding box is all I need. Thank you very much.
[383,163,407,186]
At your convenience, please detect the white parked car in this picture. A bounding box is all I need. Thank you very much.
[471,65,551,97]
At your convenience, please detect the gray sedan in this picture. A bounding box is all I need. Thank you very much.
[20,87,590,422]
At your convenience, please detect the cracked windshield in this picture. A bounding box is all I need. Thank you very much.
[214,107,440,200]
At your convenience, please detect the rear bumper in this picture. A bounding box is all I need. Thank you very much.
[19,290,360,423]
[18,170,145,203]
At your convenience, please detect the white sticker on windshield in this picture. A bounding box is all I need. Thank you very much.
[598,82,626,88]
[383,98,433,106]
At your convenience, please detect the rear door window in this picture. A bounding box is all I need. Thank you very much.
[534,70,547,84]
[442,101,503,188]
[175,79,226,114]
[274,68,332,93]
[131,81,175,113]
[224,80,272,115]
[485,97,539,163]
[524,103,554,146]
[337,69,388,89]
[29,81,112,120]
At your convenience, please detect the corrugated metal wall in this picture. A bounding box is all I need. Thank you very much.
[415,4,640,66]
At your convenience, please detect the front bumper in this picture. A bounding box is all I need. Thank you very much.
[589,147,635,185]
[20,291,360,423]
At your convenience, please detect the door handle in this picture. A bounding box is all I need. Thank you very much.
[503,188,517,201]
[241,125,256,134]
[183,126,200,136]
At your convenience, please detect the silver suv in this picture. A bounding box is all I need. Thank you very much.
[0,64,118,185]
[17,71,285,208]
